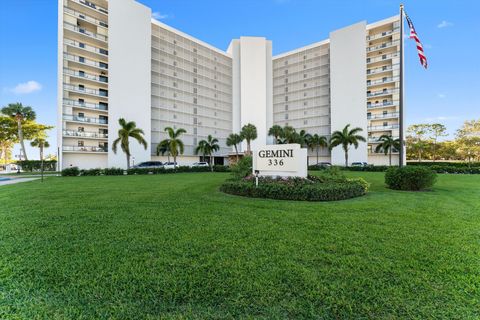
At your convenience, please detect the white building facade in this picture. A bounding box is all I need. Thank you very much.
[58,0,403,169]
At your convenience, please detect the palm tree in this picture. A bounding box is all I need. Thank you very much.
[240,123,257,155]
[268,125,283,144]
[112,118,147,169]
[280,125,296,143]
[158,127,186,169]
[195,135,220,171]
[1,103,36,161]
[307,134,328,165]
[298,129,311,147]
[375,135,401,166]
[226,133,243,162]
[155,140,171,162]
[30,137,50,161]
[329,124,366,167]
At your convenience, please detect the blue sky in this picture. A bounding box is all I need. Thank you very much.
[1,0,479,159]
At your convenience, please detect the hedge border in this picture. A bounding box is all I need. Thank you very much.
[62,165,230,177]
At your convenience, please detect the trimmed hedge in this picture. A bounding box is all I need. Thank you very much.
[385,166,437,191]
[62,165,229,177]
[61,167,80,177]
[309,163,480,174]
[220,176,369,201]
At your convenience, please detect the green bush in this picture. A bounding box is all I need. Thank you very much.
[104,168,125,175]
[61,167,80,177]
[385,166,437,191]
[230,156,252,180]
[17,160,57,172]
[220,176,369,201]
[213,165,230,172]
[80,168,103,176]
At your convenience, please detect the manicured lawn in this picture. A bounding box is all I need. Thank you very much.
[0,172,479,319]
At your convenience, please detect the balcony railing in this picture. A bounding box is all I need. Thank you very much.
[367,52,399,64]
[367,101,398,109]
[70,0,108,15]
[64,38,108,56]
[367,88,399,97]
[367,41,399,52]
[367,112,399,120]
[368,136,399,143]
[366,28,400,41]
[63,129,108,139]
[367,65,395,75]
[63,145,108,153]
[368,125,400,131]
[64,6,108,28]
[64,83,108,97]
[63,99,108,111]
[64,68,108,83]
[64,53,108,70]
[63,114,108,124]
[367,76,399,87]
[64,22,107,42]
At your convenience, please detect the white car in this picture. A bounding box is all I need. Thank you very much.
[191,162,209,168]
[163,162,178,170]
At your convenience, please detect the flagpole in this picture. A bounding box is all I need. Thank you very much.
[399,4,405,167]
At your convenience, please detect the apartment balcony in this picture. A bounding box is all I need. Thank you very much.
[367,112,399,120]
[369,150,399,155]
[368,136,399,143]
[63,98,108,111]
[64,53,108,70]
[64,22,107,43]
[69,0,108,16]
[64,7,108,29]
[64,38,108,59]
[367,76,399,87]
[63,145,108,153]
[63,129,108,139]
[367,65,395,76]
[64,68,108,84]
[368,124,400,132]
[367,101,398,110]
[366,28,400,41]
[367,41,399,53]
[367,52,399,65]
[64,83,108,98]
[367,88,398,98]
[63,114,108,125]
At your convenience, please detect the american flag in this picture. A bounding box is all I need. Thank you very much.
[404,11,428,69]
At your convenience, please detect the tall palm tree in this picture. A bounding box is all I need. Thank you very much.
[375,135,401,166]
[307,134,328,165]
[329,124,366,167]
[112,118,147,169]
[240,123,257,155]
[268,125,283,144]
[195,135,220,171]
[280,125,296,143]
[298,129,311,147]
[1,103,36,161]
[156,140,171,162]
[158,127,186,169]
[30,137,50,161]
[226,133,243,162]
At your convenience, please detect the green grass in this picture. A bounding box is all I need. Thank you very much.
[0,172,479,319]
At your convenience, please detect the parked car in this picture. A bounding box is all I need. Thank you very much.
[163,162,178,170]
[132,161,163,169]
[351,162,368,167]
[191,162,209,168]
[311,162,331,168]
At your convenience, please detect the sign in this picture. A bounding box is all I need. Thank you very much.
[253,144,308,178]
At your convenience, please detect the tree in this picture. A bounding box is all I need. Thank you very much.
[268,125,283,144]
[329,124,366,167]
[112,118,148,169]
[156,140,171,162]
[429,123,448,162]
[1,103,36,161]
[0,116,17,166]
[158,127,186,169]
[374,135,401,166]
[226,133,243,162]
[240,123,257,155]
[407,124,431,162]
[196,135,220,171]
[306,134,328,165]
[30,137,50,161]
[456,120,480,164]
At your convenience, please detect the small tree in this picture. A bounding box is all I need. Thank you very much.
[307,134,328,165]
[240,123,257,155]
[158,127,186,169]
[196,135,220,171]
[429,123,448,162]
[226,133,243,162]
[268,125,283,144]
[112,118,147,169]
[329,124,366,167]
[407,124,431,162]
[374,135,400,166]
[1,103,36,161]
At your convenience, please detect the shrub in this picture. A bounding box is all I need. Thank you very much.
[213,165,230,172]
[385,166,437,191]
[17,160,57,172]
[230,156,252,180]
[104,168,125,175]
[220,176,369,201]
[61,167,80,177]
[80,168,103,176]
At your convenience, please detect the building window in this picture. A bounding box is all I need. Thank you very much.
[173,61,177,66]
[193,78,197,83]
[193,97,197,104]
[193,118,197,124]
[304,120,308,125]
[367,112,371,119]
[304,101,308,106]
[78,141,84,147]
[303,55,307,60]
[193,107,197,114]
[193,48,197,53]
[285,87,288,93]
[285,78,288,84]
[285,114,288,120]
[193,128,197,134]
[304,92,307,97]
[304,65,307,69]
[383,122,388,126]
[284,70,288,75]
[303,74,307,79]
[173,114,177,119]
[284,60,288,65]
[173,51,177,55]
[285,105,288,111]
[285,96,288,102]
[78,127,84,132]
[304,83,307,88]
[383,110,388,115]
[193,68,197,73]
[193,88,197,94]
[173,82,177,87]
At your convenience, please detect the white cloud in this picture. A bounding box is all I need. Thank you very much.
[9,81,42,94]
[152,12,169,20]
[437,93,447,99]
[437,20,453,28]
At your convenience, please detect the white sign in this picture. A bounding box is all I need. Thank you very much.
[253,144,308,178]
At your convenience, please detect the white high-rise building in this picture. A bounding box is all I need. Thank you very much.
[58,0,403,169]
